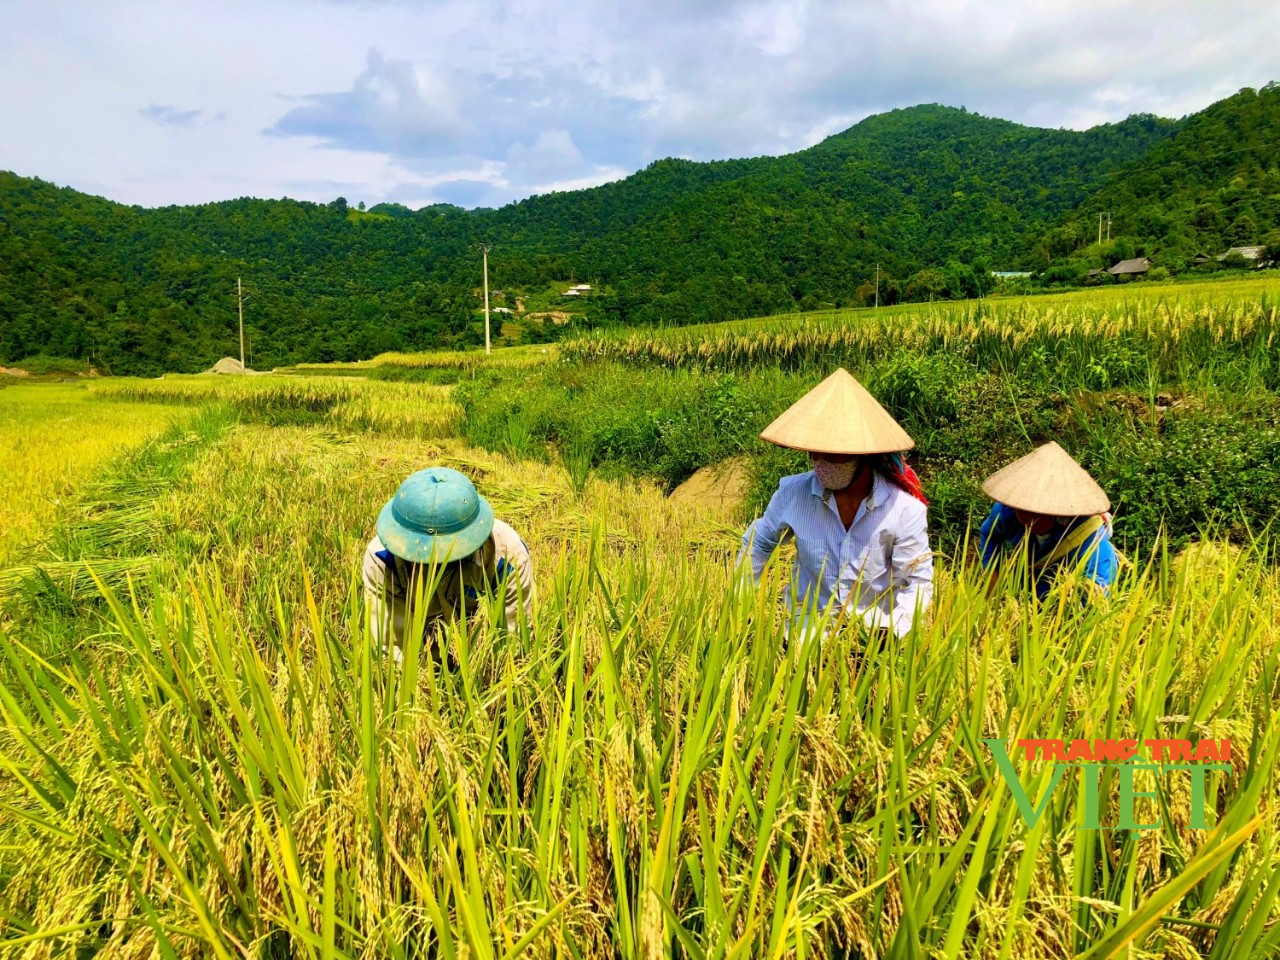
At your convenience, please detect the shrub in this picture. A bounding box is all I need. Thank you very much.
[9,355,92,375]
[1101,408,1280,547]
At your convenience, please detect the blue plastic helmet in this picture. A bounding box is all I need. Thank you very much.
[376,467,495,564]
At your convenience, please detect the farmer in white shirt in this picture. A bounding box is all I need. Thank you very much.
[363,467,533,654]
[740,368,934,638]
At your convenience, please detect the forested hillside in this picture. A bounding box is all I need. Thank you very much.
[1036,84,1280,272]
[556,105,1174,324]
[1,86,1276,375]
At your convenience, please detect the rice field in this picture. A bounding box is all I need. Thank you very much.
[91,375,462,439]
[3,279,1280,957]
[0,382,185,564]
[284,344,556,377]
[561,287,1280,388]
[560,276,1280,360]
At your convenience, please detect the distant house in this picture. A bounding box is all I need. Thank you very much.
[1086,267,1108,281]
[491,306,513,315]
[1217,246,1265,265]
[561,288,581,297]
[1191,252,1215,266]
[991,271,1032,280]
[571,283,593,292]
[1109,257,1151,277]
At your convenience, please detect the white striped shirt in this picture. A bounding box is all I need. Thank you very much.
[739,470,934,637]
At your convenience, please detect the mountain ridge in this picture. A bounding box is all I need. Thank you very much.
[2,88,1277,375]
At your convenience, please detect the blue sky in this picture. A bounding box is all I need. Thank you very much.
[1,0,1276,210]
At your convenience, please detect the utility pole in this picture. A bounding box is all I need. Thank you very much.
[481,244,492,355]
[875,263,880,309]
[1106,212,1112,243]
[1098,212,1103,246]
[237,276,246,374]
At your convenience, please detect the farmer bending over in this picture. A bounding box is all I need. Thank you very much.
[363,467,533,653]
[978,442,1118,600]
[740,368,934,638]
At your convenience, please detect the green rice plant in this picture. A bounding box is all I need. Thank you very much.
[559,436,596,498]
[2,525,1278,957]
[2,398,1279,957]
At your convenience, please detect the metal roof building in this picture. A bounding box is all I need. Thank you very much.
[1108,257,1152,276]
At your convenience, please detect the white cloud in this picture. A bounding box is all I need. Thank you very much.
[272,49,470,155]
[140,104,224,128]
[505,130,586,183]
[0,0,1276,209]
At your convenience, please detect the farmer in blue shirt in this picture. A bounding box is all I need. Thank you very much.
[978,442,1118,600]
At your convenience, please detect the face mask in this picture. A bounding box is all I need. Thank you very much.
[812,457,858,491]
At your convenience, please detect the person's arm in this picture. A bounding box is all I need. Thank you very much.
[978,503,1011,567]
[363,541,406,650]
[1068,528,1118,596]
[499,542,535,632]
[879,504,934,637]
[738,485,793,581]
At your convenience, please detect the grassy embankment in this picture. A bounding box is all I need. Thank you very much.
[1,279,1279,956]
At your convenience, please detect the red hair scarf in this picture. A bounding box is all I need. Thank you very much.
[870,452,928,506]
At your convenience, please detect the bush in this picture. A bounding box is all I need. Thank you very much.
[9,355,92,375]
[867,353,971,430]
[457,365,793,489]
[1101,408,1280,547]
[1041,263,1086,285]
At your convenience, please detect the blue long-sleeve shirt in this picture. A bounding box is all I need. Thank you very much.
[978,503,1118,599]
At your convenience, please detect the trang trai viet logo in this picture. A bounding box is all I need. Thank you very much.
[982,737,1233,830]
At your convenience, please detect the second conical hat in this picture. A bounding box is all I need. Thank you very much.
[981,442,1110,516]
[759,368,914,454]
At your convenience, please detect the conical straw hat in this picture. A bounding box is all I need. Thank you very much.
[981,442,1110,516]
[759,368,914,454]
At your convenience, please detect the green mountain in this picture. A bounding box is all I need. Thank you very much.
[552,105,1174,322]
[1034,83,1280,270]
[0,86,1274,375]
